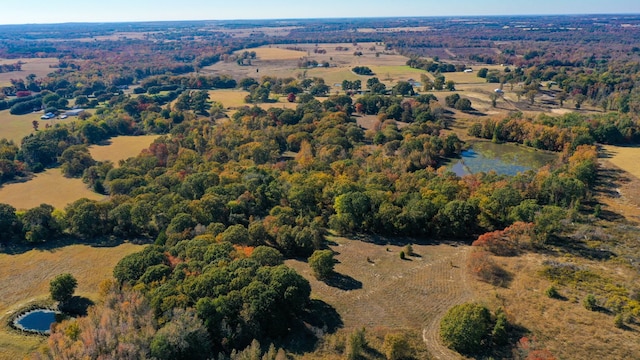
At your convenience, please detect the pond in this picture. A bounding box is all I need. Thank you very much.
[13,309,62,334]
[450,141,557,176]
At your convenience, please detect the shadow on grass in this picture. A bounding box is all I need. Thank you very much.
[281,299,343,354]
[324,272,363,291]
[59,296,95,316]
[0,235,153,255]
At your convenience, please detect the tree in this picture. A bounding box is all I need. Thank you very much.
[0,203,21,244]
[392,81,415,96]
[440,303,491,355]
[445,80,456,91]
[308,250,334,280]
[50,273,78,304]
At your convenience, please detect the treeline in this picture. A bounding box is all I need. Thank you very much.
[0,93,42,112]
[469,112,640,150]
[406,57,463,73]
[0,62,22,73]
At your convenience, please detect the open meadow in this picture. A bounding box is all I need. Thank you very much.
[0,243,146,360]
[0,168,104,210]
[0,58,59,87]
[286,238,473,359]
[88,134,161,164]
[0,109,78,145]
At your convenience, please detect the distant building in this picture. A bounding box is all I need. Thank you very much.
[464,69,473,73]
[65,108,85,116]
[494,89,504,94]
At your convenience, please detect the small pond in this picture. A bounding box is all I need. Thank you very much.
[450,141,557,176]
[13,309,62,334]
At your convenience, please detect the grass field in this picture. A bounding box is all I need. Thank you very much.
[0,168,104,210]
[472,252,640,359]
[89,134,161,164]
[601,145,640,179]
[286,238,473,359]
[0,58,58,87]
[0,110,79,145]
[244,47,307,61]
[0,243,146,360]
[208,89,250,108]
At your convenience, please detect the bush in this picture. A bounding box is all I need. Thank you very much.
[584,294,597,311]
[614,313,625,328]
[308,250,335,280]
[545,285,560,299]
[440,303,491,355]
[399,251,406,260]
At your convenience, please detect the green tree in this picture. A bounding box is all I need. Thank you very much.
[0,203,21,243]
[21,203,60,243]
[440,303,491,355]
[150,308,212,360]
[308,250,335,280]
[50,273,78,303]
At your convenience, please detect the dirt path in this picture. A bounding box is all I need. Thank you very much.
[421,246,473,360]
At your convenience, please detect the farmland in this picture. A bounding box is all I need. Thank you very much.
[88,134,161,164]
[0,168,104,210]
[0,58,58,87]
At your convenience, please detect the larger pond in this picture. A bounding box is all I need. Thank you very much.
[13,309,61,334]
[450,141,557,176]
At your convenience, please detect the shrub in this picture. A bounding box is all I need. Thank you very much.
[614,314,625,328]
[399,251,406,260]
[545,285,560,299]
[584,294,597,311]
[440,303,491,355]
[50,273,78,304]
[308,250,335,280]
[468,251,511,287]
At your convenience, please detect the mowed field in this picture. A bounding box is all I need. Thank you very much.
[0,168,104,210]
[286,238,473,359]
[0,243,146,360]
[0,58,59,87]
[0,135,159,211]
[89,134,161,164]
[601,145,640,179]
[0,109,78,145]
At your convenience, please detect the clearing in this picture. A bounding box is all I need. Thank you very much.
[0,243,146,360]
[0,58,58,87]
[88,134,161,164]
[0,110,77,145]
[0,168,104,210]
[286,238,472,359]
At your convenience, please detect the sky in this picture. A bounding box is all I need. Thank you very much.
[1,0,640,25]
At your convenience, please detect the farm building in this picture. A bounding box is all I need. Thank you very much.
[65,108,85,116]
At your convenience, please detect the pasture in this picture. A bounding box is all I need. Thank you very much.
[0,168,104,210]
[601,145,640,179]
[89,134,161,164]
[286,238,472,358]
[0,110,77,145]
[472,252,640,360]
[0,58,59,87]
[0,243,146,360]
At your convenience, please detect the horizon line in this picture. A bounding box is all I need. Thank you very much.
[1,12,640,27]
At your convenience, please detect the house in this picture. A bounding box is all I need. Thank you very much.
[494,89,504,94]
[464,69,473,73]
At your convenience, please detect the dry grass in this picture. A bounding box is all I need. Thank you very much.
[601,145,640,179]
[208,89,250,108]
[0,168,104,210]
[286,238,473,359]
[240,47,307,61]
[0,243,145,360]
[0,58,58,87]
[88,135,160,164]
[472,253,640,360]
[0,110,77,145]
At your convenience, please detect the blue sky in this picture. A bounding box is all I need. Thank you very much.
[1,0,639,24]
